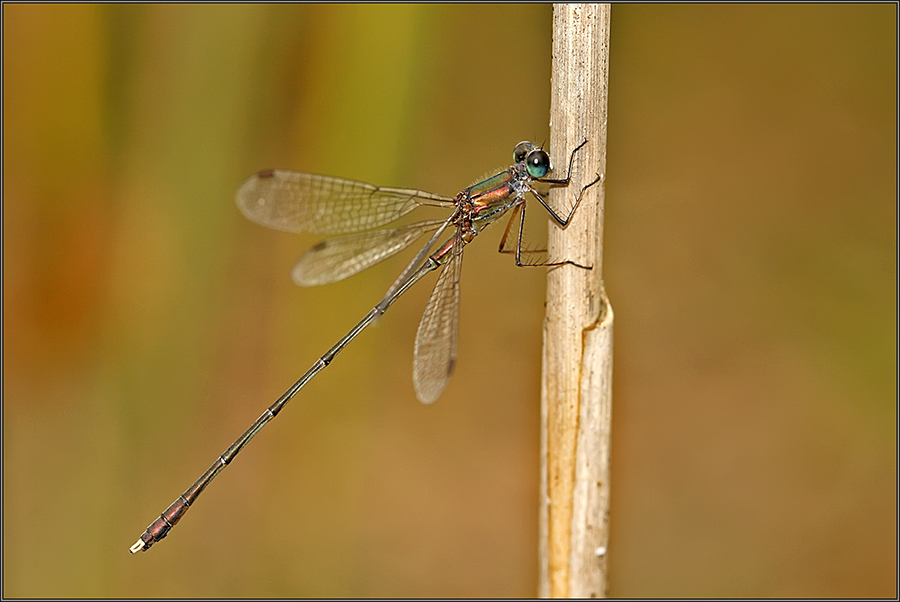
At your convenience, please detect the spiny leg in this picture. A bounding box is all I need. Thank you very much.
[498,200,591,270]
[538,138,590,187]
[498,204,547,258]
[528,171,602,228]
[530,139,603,227]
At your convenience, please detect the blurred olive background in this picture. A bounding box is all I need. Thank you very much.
[3,4,895,598]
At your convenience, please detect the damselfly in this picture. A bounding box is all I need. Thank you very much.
[130,139,600,553]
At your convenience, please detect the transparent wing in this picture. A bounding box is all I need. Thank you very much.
[236,169,455,236]
[292,219,445,287]
[413,234,463,404]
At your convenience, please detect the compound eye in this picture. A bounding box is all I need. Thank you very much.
[525,149,551,178]
[514,141,535,163]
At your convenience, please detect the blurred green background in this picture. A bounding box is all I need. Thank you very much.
[3,4,895,597]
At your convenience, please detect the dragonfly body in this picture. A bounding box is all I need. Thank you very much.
[130,140,599,553]
[427,166,524,258]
